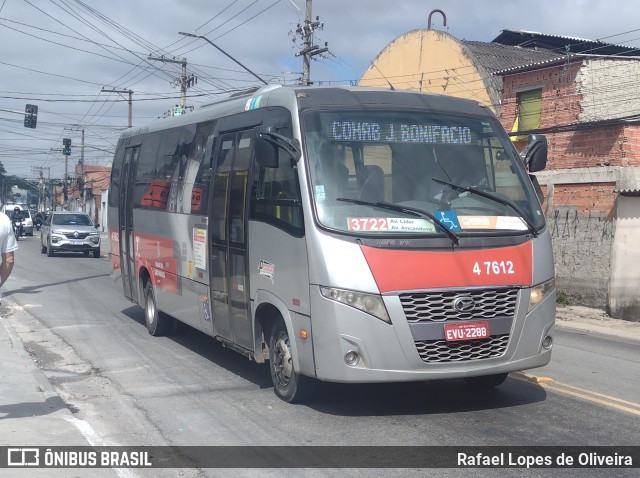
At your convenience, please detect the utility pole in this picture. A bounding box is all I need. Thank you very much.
[294,0,328,85]
[148,55,196,115]
[101,88,133,128]
[79,129,85,211]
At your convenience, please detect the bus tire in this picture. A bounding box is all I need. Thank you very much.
[144,281,173,337]
[464,373,508,388]
[268,320,314,403]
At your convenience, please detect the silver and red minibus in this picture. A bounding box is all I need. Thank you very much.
[109,85,555,402]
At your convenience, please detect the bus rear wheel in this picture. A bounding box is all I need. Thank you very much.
[268,320,314,403]
[464,373,509,388]
[144,281,174,336]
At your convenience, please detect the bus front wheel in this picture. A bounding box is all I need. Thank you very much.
[144,281,174,337]
[268,320,314,403]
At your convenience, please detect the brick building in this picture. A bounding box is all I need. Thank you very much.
[496,33,640,320]
[71,164,111,229]
[360,23,640,320]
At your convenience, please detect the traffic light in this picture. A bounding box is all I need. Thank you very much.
[63,138,71,155]
[24,104,38,129]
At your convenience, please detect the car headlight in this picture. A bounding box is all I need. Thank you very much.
[320,286,391,323]
[528,278,555,313]
[51,229,65,235]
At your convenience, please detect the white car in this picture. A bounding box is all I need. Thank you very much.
[40,211,101,258]
[2,204,34,236]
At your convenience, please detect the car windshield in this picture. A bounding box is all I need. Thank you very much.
[302,109,545,236]
[52,214,91,226]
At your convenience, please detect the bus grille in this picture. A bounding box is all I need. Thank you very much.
[400,288,518,323]
[415,334,509,363]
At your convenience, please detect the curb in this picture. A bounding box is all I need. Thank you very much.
[555,306,640,344]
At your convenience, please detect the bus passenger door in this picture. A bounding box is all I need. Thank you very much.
[119,146,139,301]
[209,131,253,351]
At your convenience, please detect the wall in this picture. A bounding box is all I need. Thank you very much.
[608,195,640,321]
[500,62,628,310]
[546,183,616,309]
[579,59,640,122]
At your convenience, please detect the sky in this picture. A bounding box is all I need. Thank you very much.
[1,0,640,182]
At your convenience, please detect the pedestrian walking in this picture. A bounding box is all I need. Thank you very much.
[0,210,19,304]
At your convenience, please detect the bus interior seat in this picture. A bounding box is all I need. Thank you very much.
[321,160,349,201]
[359,165,385,203]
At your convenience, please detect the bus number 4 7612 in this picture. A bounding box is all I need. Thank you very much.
[472,260,515,276]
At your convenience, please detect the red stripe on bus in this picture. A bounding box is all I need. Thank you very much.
[360,241,533,292]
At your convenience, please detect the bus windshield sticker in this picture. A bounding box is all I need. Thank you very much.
[258,260,275,282]
[459,216,528,230]
[315,185,326,201]
[347,217,435,233]
[330,121,473,145]
[193,227,207,269]
[433,210,461,231]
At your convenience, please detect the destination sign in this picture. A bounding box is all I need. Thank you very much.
[330,121,473,144]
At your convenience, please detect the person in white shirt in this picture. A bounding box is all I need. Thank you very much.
[0,211,18,304]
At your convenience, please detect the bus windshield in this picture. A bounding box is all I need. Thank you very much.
[302,109,545,236]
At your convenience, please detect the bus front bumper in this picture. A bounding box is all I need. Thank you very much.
[305,287,555,383]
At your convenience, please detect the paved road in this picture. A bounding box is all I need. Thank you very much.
[1,235,638,477]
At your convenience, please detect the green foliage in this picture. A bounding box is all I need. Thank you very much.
[556,290,569,307]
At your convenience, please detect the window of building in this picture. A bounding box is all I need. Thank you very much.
[513,88,542,140]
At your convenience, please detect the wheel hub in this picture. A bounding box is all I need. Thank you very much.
[274,334,293,385]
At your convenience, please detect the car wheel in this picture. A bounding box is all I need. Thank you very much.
[41,243,46,254]
[83,251,90,256]
[46,240,54,257]
[144,281,174,336]
[268,319,315,403]
[93,248,101,258]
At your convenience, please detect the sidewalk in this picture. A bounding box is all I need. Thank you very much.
[0,299,638,472]
[0,307,116,476]
[555,305,640,343]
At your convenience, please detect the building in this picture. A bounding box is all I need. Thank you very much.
[358,19,640,320]
[72,164,111,230]
[358,25,561,114]
[495,32,640,320]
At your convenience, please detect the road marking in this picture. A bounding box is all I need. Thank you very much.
[64,416,139,478]
[513,372,640,417]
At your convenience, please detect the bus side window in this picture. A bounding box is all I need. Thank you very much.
[250,134,303,236]
[211,135,235,242]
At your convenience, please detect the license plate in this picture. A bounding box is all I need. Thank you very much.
[443,321,489,342]
[70,240,84,245]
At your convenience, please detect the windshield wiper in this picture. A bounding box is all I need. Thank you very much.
[432,178,538,236]
[336,197,459,245]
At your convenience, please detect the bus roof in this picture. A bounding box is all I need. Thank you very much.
[119,85,493,140]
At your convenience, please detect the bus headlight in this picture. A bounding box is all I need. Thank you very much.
[528,278,555,313]
[320,286,391,324]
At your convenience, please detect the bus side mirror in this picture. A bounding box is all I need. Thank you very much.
[522,134,548,172]
[255,126,279,168]
[255,126,301,168]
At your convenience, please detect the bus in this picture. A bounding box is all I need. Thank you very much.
[108,85,555,403]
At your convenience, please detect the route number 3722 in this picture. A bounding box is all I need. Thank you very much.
[472,260,515,276]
